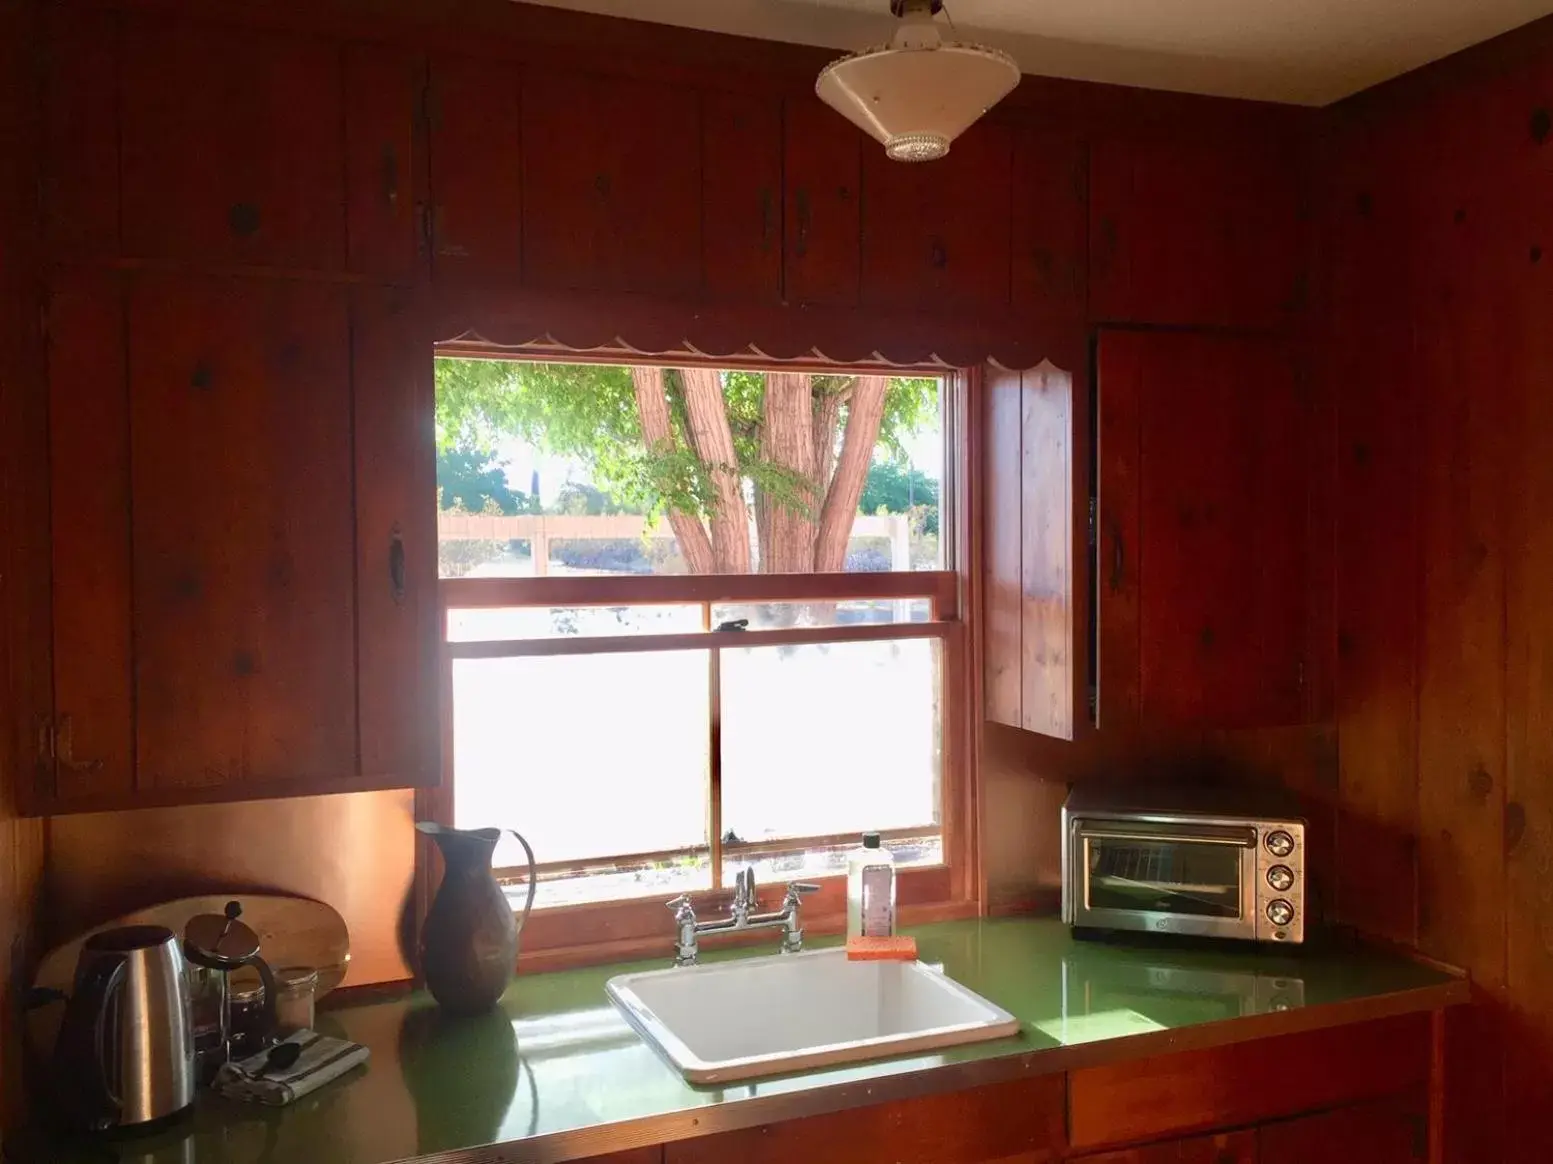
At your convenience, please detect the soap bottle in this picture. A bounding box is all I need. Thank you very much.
[846,832,896,939]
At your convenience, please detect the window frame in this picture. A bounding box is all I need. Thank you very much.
[417,354,981,972]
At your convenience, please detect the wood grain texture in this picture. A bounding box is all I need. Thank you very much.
[1011,130,1087,318]
[1019,364,1074,739]
[429,53,522,279]
[1069,1129,1255,1164]
[0,0,50,1127]
[701,90,782,304]
[664,1074,1065,1164]
[345,43,424,280]
[121,12,346,269]
[983,366,1024,728]
[353,287,440,786]
[783,98,861,309]
[128,274,356,790]
[42,2,119,254]
[521,69,701,296]
[47,270,133,803]
[1068,1012,1430,1150]
[860,120,1013,315]
[1258,1093,1427,1164]
[1095,331,1142,728]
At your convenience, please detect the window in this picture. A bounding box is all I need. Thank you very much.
[430,354,971,955]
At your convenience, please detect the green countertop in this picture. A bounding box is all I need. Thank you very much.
[24,918,1465,1164]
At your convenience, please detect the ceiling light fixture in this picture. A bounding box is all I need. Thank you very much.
[815,0,1020,163]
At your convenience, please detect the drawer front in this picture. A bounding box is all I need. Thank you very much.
[1068,1014,1431,1150]
[666,1074,1066,1164]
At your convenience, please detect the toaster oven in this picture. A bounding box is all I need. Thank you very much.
[1061,785,1307,944]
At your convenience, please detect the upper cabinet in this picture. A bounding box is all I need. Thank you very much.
[121,15,347,270]
[1097,329,1308,730]
[344,45,426,280]
[521,70,702,295]
[428,54,524,280]
[1089,135,1306,330]
[784,98,863,308]
[36,273,438,813]
[702,91,783,304]
[860,121,1013,315]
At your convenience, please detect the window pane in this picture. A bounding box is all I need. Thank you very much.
[723,835,942,888]
[447,604,702,642]
[709,598,932,630]
[719,638,941,844]
[434,357,945,577]
[452,651,710,874]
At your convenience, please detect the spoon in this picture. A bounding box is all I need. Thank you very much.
[258,1040,303,1077]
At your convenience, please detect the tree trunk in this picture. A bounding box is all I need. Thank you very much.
[759,371,819,573]
[811,381,849,499]
[679,367,751,573]
[629,365,715,574]
[814,374,889,572]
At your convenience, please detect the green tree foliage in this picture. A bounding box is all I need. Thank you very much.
[435,447,537,515]
[860,461,940,534]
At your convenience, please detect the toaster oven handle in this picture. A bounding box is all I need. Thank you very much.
[1075,822,1257,847]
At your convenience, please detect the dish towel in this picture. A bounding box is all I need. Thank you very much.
[214,1030,370,1106]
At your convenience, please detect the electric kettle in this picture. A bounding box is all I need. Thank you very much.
[53,924,195,1131]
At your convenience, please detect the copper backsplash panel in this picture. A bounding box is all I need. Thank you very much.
[45,788,417,986]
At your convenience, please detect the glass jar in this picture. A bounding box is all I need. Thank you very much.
[227,973,268,1059]
[274,966,319,1034]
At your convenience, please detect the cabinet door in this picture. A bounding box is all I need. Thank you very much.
[1071,1129,1255,1164]
[121,14,345,269]
[1012,130,1087,317]
[353,288,440,786]
[43,4,118,255]
[984,364,1078,740]
[521,70,701,296]
[48,272,133,805]
[129,275,356,793]
[345,44,425,280]
[428,54,523,280]
[1089,136,1303,329]
[1097,330,1306,729]
[1259,1095,1426,1164]
[861,120,1013,314]
[702,90,782,303]
[784,98,861,307]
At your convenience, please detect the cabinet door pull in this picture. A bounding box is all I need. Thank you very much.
[389,526,407,605]
[1108,522,1126,593]
[794,188,811,258]
[381,143,400,211]
[57,715,104,773]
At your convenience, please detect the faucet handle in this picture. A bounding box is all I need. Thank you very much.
[783,881,821,906]
[667,894,695,918]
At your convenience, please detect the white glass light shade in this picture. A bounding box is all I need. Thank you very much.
[816,31,1020,163]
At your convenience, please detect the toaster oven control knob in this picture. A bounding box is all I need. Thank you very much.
[1265,830,1296,857]
[1267,899,1296,927]
[1266,865,1295,892]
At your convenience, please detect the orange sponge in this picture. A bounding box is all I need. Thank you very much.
[846,935,918,962]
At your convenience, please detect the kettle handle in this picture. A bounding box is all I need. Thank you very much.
[505,829,539,933]
[77,955,127,1120]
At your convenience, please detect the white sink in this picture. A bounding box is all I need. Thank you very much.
[606,947,1020,1083]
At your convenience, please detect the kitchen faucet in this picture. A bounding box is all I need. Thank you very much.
[666,871,820,967]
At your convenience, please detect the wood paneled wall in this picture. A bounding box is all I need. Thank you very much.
[0,0,50,1135]
[1321,15,1553,1162]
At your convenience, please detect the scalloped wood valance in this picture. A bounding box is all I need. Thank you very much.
[422,285,1086,374]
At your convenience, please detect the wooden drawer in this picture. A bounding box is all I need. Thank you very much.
[1068,1014,1431,1151]
[1070,1129,1256,1164]
[666,1074,1066,1164]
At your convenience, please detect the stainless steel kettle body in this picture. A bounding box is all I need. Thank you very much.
[54,924,195,1130]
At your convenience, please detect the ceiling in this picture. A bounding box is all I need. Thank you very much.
[518,0,1553,105]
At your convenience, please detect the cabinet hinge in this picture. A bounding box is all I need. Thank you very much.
[1087,496,1098,553]
[37,716,56,764]
[1296,657,1306,692]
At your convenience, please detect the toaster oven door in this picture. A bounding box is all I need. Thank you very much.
[1068,820,1257,940]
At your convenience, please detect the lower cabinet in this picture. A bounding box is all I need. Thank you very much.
[1070,1129,1256,1164]
[1259,1095,1427,1164]
[664,1074,1067,1164]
